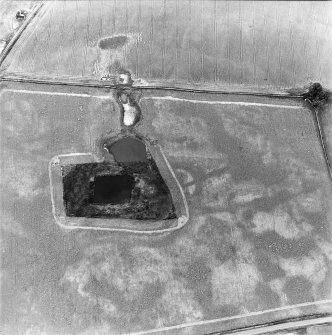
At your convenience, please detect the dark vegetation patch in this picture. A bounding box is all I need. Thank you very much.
[305,212,327,235]
[303,82,330,109]
[185,259,211,285]
[192,281,213,316]
[194,215,234,256]
[98,35,129,50]
[255,251,286,281]
[207,111,286,186]
[134,281,163,311]
[215,244,236,263]
[242,207,254,221]
[315,263,332,301]
[252,232,316,258]
[84,275,116,301]
[209,304,241,320]
[252,190,292,212]
[91,174,135,205]
[63,138,176,220]
[254,283,281,309]
[284,276,314,304]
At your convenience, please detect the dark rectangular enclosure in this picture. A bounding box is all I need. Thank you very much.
[89,174,136,205]
[62,161,176,220]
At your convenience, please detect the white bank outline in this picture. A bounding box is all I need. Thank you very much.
[4,89,302,109]
[49,149,189,234]
[126,300,332,335]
